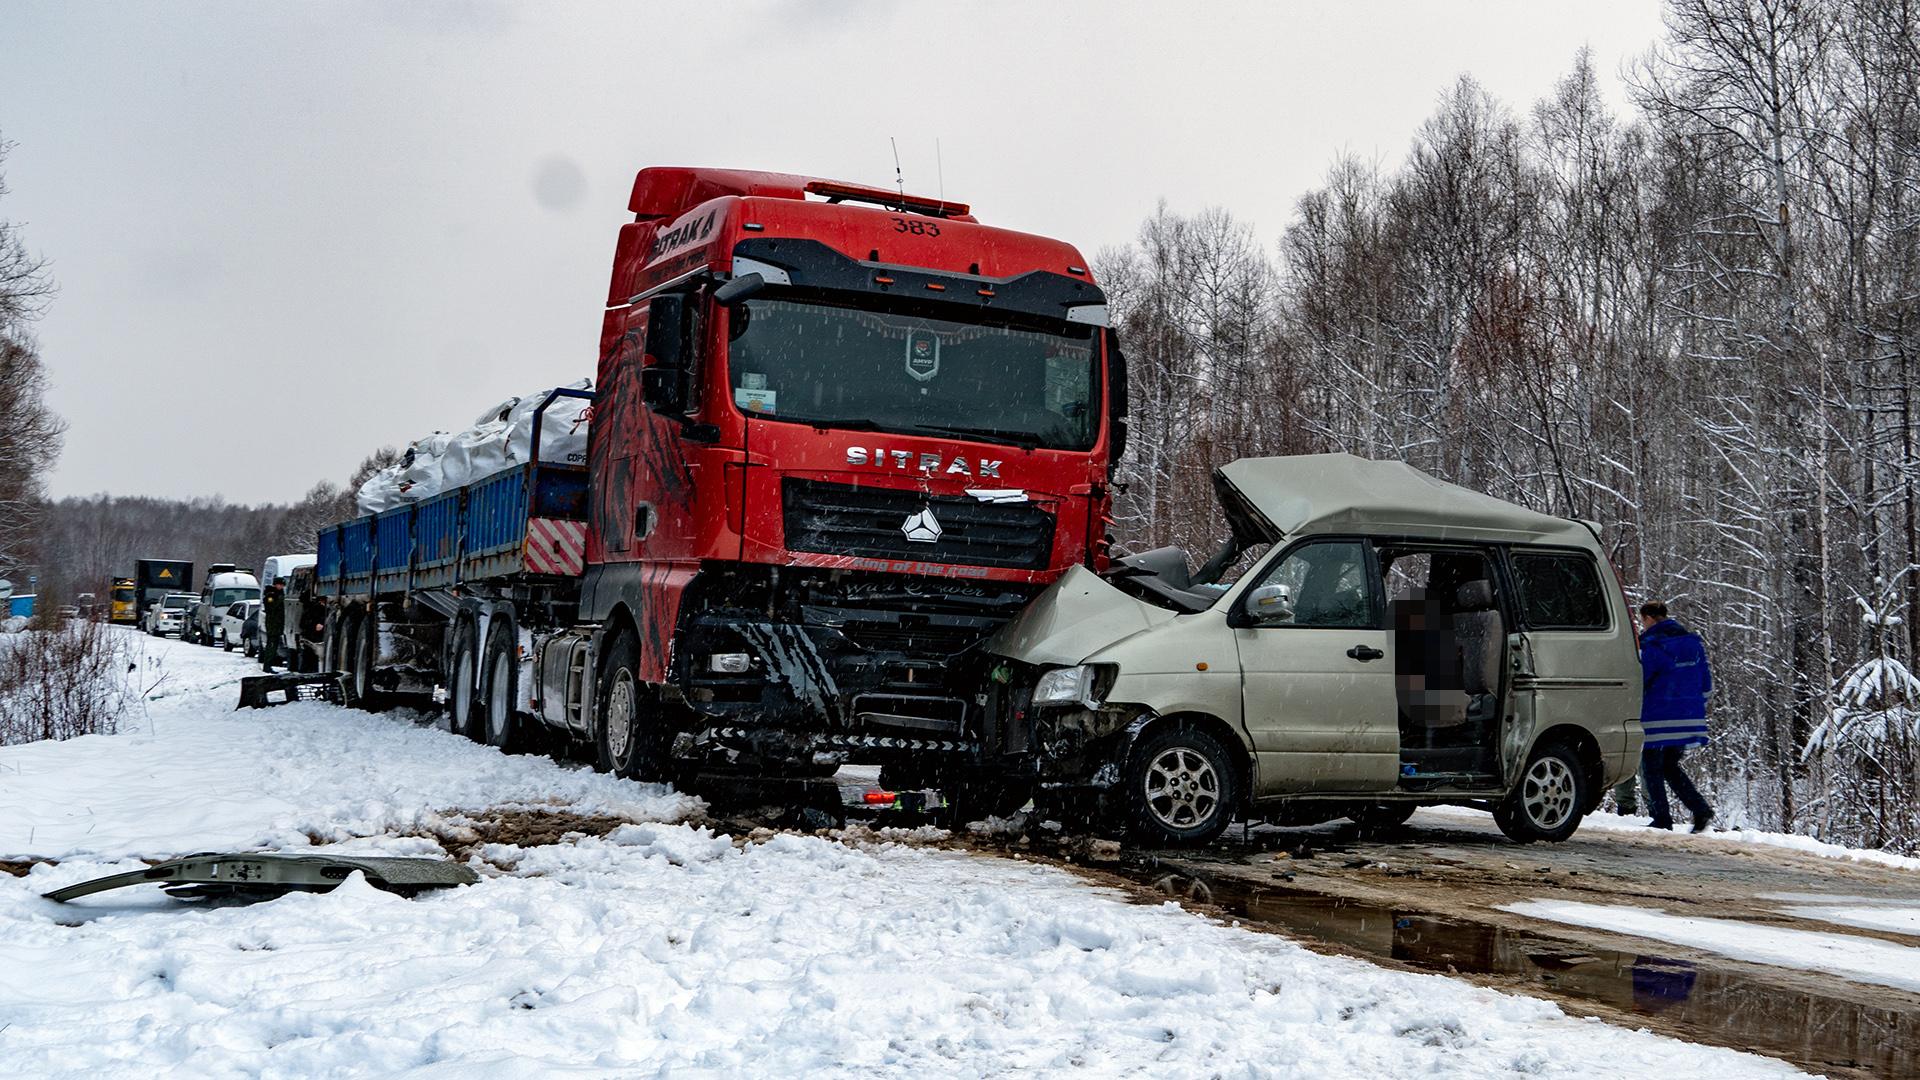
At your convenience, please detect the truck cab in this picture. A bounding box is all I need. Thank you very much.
[556,168,1125,783]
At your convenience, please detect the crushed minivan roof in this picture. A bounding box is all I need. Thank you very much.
[1218,453,1596,546]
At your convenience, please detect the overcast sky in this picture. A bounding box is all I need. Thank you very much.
[4,0,1665,505]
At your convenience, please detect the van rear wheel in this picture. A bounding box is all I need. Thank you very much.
[1126,724,1237,848]
[1494,740,1588,844]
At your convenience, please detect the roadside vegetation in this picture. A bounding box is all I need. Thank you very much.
[0,617,129,745]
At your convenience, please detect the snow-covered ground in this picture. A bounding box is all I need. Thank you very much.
[0,629,1808,1077]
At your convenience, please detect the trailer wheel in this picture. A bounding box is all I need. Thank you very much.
[595,631,668,781]
[479,623,525,752]
[448,621,480,739]
[350,609,384,711]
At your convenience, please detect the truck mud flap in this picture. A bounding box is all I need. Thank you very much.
[236,672,350,709]
[43,852,478,903]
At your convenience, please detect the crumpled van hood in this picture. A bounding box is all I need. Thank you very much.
[983,564,1177,667]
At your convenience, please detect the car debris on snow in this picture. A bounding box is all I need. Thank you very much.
[44,851,477,903]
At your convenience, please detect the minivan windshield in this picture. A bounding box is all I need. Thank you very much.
[725,296,1098,450]
[212,586,259,606]
[163,595,192,610]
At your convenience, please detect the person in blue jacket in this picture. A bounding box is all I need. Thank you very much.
[1638,601,1714,832]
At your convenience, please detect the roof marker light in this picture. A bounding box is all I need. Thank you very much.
[925,282,946,292]
[874,275,895,285]
[743,222,764,231]
[1068,266,1087,275]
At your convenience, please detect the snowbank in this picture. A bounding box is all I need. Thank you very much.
[1420,803,1920,872]
[1503,900,1920,993]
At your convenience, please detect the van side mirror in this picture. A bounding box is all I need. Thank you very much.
[1244,583,1293,623]
[641,293,696,415]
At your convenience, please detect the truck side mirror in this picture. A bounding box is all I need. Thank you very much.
[713,272,764,306]
[641,293,696,415]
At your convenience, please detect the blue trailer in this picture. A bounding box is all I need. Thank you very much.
[310,388,593,730]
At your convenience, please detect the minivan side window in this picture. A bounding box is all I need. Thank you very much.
[1510,552,1609,630]
[1255,540,1380,628]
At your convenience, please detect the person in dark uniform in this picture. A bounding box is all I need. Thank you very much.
[1638,600,1715,832]
[261,582,285,673]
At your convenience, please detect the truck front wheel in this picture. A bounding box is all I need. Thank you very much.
[595,631,669,782]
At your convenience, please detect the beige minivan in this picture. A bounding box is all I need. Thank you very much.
[982,454,1643,846]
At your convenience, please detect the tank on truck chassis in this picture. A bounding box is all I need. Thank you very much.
[313,167,1126,804]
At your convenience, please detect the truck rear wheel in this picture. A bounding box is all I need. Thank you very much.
[449,622,480,740]
[595,631,669,781]
[480,623,524,751]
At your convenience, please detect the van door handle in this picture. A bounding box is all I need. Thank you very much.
[1347,645,1384,662]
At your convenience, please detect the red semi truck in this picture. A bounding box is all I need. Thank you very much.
[315,167,1125,801]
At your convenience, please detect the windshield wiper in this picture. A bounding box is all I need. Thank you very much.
[908,423,1043,450]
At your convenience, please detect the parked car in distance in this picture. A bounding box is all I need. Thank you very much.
[147,592,197,636]
[187,568,260,645]
[983,453,1644,848]
[222,599,262,654]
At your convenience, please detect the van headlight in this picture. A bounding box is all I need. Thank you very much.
[1032,664,1109,709]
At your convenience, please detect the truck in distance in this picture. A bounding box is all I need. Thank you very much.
[108,577,139,624]
[134,559,193,617]
[314,166,1126,808]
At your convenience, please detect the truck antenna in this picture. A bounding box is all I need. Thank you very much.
[890,137,905,199]
[936,138,944,203]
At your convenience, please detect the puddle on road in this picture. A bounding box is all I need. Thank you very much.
[1128,865,1918,1077]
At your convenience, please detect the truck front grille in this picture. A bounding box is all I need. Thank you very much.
[782,479,1054,571]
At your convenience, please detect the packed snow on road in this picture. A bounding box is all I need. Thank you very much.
[0,630,1810,1076]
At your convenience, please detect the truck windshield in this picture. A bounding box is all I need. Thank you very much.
[212,587,259,606]
[725,297,1098,450]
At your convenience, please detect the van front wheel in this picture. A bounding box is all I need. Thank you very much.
[1494,740,1588,844]
[1126,725,1237,848]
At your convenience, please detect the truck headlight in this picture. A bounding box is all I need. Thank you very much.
[1032,664,1106,708]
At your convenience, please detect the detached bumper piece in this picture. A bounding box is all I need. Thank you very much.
[237,672,349,709]
[43,852,479,903]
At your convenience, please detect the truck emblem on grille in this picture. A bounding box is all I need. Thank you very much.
[901,508,943,543]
